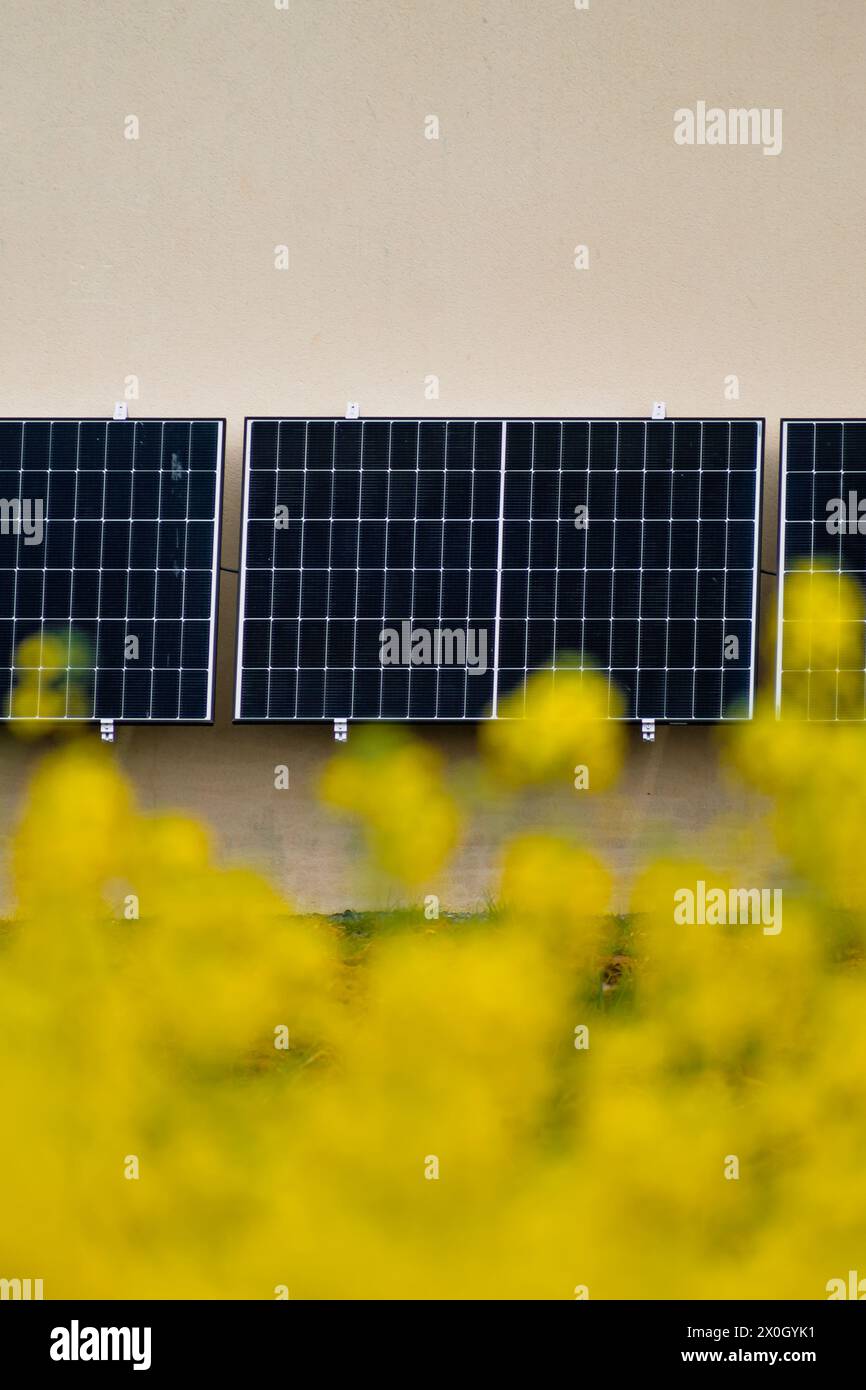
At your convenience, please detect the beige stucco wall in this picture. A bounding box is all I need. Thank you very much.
[0,0,857,909]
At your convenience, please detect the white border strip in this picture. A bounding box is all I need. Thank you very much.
[774,419,789,716]
[205,419,224,722]
[490,420,508,718]
[234,420,255,719]
[748,417,763,719]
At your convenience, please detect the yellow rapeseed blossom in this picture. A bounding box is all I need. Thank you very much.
[3,622,866,1296]
[5,629,92,735]
[498,832,611,968]
[779,564,865,718]
[318,726,461,886]
[481,666,624,789]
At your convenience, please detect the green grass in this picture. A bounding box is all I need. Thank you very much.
[319,910,640,1009]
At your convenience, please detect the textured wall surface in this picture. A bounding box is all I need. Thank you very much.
[0,0,857,907]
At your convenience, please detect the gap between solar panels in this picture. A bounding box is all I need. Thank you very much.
[234,416,764,739]
[0,417,225,736]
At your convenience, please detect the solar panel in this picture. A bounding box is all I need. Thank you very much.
[0,418,224,724]
[235,417,763,723]
[777,419,866,719]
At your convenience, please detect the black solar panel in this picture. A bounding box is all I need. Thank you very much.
[235,417,763,723]
[0,418,224,724]
[777,419,866,719]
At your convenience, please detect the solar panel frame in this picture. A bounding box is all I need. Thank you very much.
[775,418,866,720]
[0,417,226,725]
[235,416,765,725]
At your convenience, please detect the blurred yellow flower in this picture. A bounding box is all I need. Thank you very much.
[319,727,461,887]
[499,832,611,967]
[5,629,92,736]
[2,676,866,1299]
[481,666,624,789]
[780,564,865,718]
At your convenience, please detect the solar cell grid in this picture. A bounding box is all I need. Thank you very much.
[0,419,224,723]
[235,417,763,723]
[777,419,866,719]
[238,419,500,719]
[498,419,761,720]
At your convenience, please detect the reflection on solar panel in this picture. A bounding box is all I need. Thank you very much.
[777,419,866,720]
[0,419,224,724]
[235,418,763,723]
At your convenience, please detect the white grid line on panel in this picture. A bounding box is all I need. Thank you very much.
[146,421,165,721]
[661,422,675,721]
[611,420,623,717]
[321,421,337,720]
[378,423,391,720]
[720,421,732,722]
[349,423,363,721]
[177,421,193,720]
[407,422,420,722]
[840,423,848,719]
[71,421,84,718]
[775,419,795,718]
[578,423,589,711]
[746,420,763,719]
[264,420,280,720]
[35,422,55,717]
[204,421,224,722]
[521,422,534,711]
[490,419,508,719]
[553,421,565,706]
[234,426,255,719]
[434,423,447,720]
[94,419,110,722]
[11,423,25,716]
[635,421,649,718]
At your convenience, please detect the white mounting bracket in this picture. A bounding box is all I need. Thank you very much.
[334,718,348,742]
[345,402,360,421]
[651,402,666,421]
[100,719,115,743]
[113,403,129,421]
[641,718,656,743]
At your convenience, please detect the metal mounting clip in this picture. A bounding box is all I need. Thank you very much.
[345,402,360,421]
[651,402,666,421]
[100,719,116,743]
[334,718,348,742]
[641,718,656,743]
[113,403,129,421]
